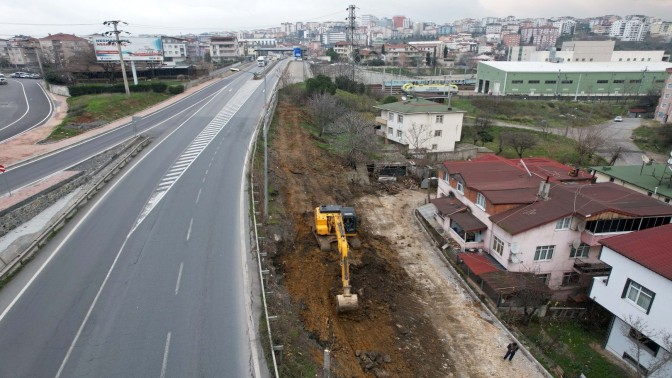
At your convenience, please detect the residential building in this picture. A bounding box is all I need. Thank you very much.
[392,16,406,29]
[6,36,41,68]
[507,45,536,62]
[161,36,188,64]
[610,18,650,42]
[591,161,672,203]
[655,68,672,123]
[373,98,465,153]
[321,32,346,45]
[433,155,672,297]
[502,34,521,49]
[38,33,93,69]
[552,19,576,35]
[589,225,672,377]
[650,21,672,42]
[210,36,238,60]
[520,26,559,50]
[475,61,672,97]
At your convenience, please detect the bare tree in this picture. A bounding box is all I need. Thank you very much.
[330,111,380,167]
[619,315,672,378]
[406,122,433,153]
[501,131,537,158]
[572,126,607,165]
[509,272,552,326]
[306,93,341,137]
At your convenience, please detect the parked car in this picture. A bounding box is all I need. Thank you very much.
[10,72,27,78]
[614,116,623,122]
[0,76,6,85]
[29,73,41,79]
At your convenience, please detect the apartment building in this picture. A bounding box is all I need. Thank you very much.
[210,36,238,60]
[520,26,560,50]
[589,225,672,377]
[654,68,672,124]
[610,18,650,42]
[38,33,93,68]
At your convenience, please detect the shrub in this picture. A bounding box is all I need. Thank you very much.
[150,82,168,93]
[382,96,398,104]
[168,85,185,94]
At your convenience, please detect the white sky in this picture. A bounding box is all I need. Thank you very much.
[0,0,669,38]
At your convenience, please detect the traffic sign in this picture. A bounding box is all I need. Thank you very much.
[0,165,5,173]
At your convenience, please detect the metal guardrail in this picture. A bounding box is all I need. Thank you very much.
[0,137,150,281]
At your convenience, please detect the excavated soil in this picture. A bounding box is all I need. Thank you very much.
[266,100,545,378]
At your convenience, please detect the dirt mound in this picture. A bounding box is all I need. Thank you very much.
[267,101,450,377]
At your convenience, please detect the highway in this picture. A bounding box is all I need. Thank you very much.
[0,62,281,377]
[0,77,53,143]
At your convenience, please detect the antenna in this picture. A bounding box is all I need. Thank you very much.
[577,221,586,232]
[572,239,581,250]
[511,242,520,254]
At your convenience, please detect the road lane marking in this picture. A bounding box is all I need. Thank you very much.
[0,80,30,133]
[160,332,172,378]
[175,263,184,295]
[205,169,209,175]
[196,188,202,204]
[0,81,54,143]
[186,218,193,241]
[202,177,206,184]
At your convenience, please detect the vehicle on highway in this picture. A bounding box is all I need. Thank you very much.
[10,72,28,78]
[614,116,623,122]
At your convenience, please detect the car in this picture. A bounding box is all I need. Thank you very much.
[19,73,31,78]
[614,116,623,122]
[29,73,41,79]
[10,72,27,78]
[229,67,240,72]
[0,77,6,85]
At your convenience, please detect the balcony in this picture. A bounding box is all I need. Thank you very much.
[573,258,611,275]
[375,116,387,126]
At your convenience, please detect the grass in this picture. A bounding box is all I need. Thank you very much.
[520,321,630,377]
[48,92,171,141]
[632,121,670,154]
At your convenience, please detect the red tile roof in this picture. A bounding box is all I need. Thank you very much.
[40,33,87,41]
[430,197,487,232]
[458,253,500,275]
[600,223,672,281]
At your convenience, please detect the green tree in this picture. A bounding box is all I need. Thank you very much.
[382,95,397,104]
[326,48,339,63]
[381,44,386,55]
[305,75,336,96]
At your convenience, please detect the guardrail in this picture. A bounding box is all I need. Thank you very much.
[0,137,150,281]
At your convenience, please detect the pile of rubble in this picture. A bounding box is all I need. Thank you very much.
[355,350,392,377]
[375,176,419,194]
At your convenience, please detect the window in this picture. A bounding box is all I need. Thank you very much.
[492,236,504,255]
[397,130,402,138]
[528,80,540,84]
[388,127,393,135]
[596,80,608,84]
[667,83,672,89]
[562,272,580,286]
[619,58,623,61]
[476,193,486,209]
[569,243,590,258]
[561,80,573,84]
[629,328,660,356]
[555,217,571,230]
[545,80,557,84]
[613,80,624,83]
[436,115,444,123]
[398,114,404,123]
[534,245,555,261]
[434,130,442,137]
[623,353,650,376]
[623,280,655,312]
[388,112,395,121]
[536,273,550,284]
[456,181,464,194]
[589,58,593,61]
[665,94,670,99]
[629,79,641,84]
[511,80,523,84]
[431,144,438,150]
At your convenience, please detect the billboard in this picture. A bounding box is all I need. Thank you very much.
[293,47,302,58]
[94,37,163,62]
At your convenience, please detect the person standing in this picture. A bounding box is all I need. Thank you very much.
[503,342,519,361]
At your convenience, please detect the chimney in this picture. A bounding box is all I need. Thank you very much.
[538,176,551,200]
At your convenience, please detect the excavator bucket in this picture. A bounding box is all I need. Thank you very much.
[337,293,359,312]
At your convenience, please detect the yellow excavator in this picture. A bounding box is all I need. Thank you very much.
[314,205,359,312]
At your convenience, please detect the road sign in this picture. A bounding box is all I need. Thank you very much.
[0,165,5,173]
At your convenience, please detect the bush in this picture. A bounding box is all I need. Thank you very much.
[168,85,185,94]
[68,82,174,96]
[150,82,168,93]
[382,95,398,104]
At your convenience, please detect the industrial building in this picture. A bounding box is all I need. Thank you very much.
[475,61,672,98]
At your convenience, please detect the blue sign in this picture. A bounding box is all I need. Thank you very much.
[293,47,302,58]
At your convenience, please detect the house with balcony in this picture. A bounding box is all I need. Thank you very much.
[373,98,465,153]
[432,155,672,299]
[589,225,672,377]
[210,36,238,61]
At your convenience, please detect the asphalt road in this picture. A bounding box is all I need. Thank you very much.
[0,63,281,377]
[0,78,53,143]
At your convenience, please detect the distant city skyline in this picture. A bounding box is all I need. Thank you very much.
[1,0,670,38]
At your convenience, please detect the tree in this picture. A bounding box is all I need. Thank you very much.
[305,75,336,96]
[381,44,386,55]
[501,131,537,158]
[382,95,397,104]
[306,92,341,137]
[330,111,380,167]
[425,52,431,66]
[443,46,448,59]
[619,315,672,378]
[571,126,607,165]
[406,122,434,153]
[326,47,339,63]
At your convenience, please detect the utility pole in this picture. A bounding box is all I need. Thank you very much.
[346,5,356,82]
[103,20,131,96]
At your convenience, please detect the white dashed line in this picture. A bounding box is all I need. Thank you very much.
[196,188,202,204]
[186,218,193,241]
[160,332,172,378]
[175,263,184,295]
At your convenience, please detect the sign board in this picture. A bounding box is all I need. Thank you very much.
[93,37,164,62]
[0,165,5,173]
[293,47,302,58]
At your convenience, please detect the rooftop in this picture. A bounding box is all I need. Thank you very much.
[600,223,672,281]
[478,61,672,73]
[591,162,672,199]
[374,98,465,114]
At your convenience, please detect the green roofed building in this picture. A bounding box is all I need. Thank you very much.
[476,61,672,99]
[373,98,465,153]
[591,161,672,204]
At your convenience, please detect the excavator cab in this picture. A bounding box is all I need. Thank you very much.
[314,205,361,251]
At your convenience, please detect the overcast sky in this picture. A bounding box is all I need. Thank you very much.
[1,0,669,39]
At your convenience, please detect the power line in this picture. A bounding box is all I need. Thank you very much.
[0,22,100,26]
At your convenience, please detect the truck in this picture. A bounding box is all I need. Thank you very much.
[256,56,267,67]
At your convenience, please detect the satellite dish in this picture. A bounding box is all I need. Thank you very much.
[577,221,586,232]
[572,239,581,250]
[511,242,520,254]
[401,96,407,101]
[509,254,521,263]
[641,155,650,163]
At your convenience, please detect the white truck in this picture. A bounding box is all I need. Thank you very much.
[257,56,267,67]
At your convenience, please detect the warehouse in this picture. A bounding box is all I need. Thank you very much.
[475,61,672,99]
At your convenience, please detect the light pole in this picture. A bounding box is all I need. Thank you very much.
[103,20,131,96]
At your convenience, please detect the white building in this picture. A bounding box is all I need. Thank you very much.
[610,18,650,42]
[373,98,464,153]
[589,225,672,377]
